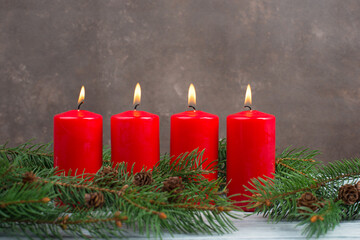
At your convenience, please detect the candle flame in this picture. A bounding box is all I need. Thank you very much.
[78,86,85,105]
[133,83,141,106]
[244,84,252,106]
[188,83,196,107]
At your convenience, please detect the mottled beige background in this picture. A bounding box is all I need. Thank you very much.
[1,0,360,162]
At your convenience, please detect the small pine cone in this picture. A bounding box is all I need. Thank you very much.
[163,177,184,203]
[133,171,153,187]
[99,167,118,178]
[297,192,318,213]
[97,167,119,187]
[22,171,37,184]
[338,184,359,205]
[85,192,104,209]
[355,181,360,194]
[163,177,184,193]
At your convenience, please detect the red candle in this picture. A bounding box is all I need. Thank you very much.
[170,84,219,181]
[54,86,103,176]
[111,83,159,173]
[227,84,275,208]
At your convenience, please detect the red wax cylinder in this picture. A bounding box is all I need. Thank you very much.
[170,110,219,181]
[227,110,275,207]
[54,110,103,176]
[111,110,159,173]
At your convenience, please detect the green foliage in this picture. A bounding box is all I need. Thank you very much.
[245,147,360,238]
[0,141,53,169]
[0,141,240,239]
[298,200,344,238]
[2,140,359,239]
[275,147,320,178]
[218,139,227,181]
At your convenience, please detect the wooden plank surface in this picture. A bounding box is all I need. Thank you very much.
[0,213,358,239]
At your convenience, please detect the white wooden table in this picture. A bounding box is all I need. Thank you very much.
[0,213,358,239]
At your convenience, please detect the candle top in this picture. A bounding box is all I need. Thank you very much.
[228,110,275,120]
[54,110,102,120]
[112,110,159,120]
[172,110,218,120]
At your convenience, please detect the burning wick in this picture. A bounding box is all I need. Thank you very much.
[133,83,141,111]
[77,86,85,110]
[78,102,84,110]
[188,105,196,111]
[188,84,196,111]
[244,84,252,111]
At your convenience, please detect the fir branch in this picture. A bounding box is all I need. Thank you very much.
[275,160,312,178]
[147,199,236,212]
[121,194,167,219]
[0,141,53,159]
[5,214,128,226]
[0,141,240,239]
[38,177,128,196]
[246,148,360,238]
[218,138,227,180]
[297,200,344,238]
[277,157,316,162]
[0,197,50,208]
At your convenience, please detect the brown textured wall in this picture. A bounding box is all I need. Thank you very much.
[1,0,360,162]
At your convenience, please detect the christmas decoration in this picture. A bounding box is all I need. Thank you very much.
[0,141,239,239]
[85,192,105,209]
[355,181,360,193]
[296,192,318,213]
[338,184,358,205]
[22,171,37,184]
[96,166,119,187]
[2,139,360,239]
[133,171,153,187]
[241,146,360,238]
[163,176,185,203]
[163,176,184,193]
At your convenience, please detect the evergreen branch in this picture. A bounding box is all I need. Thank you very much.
[218,138,227,181]
[38,173,234,216]
[38,178,128,196]
[0,165,14,179]
[0,197,50,208]
[297,200,344,238]
[246,148,360,238]
[277,157,316,162]
[0,149,53,157]
[275,160,312,179]
[121,195,167,219]
[0,141,53,159]
[147,199,236,212]
[0,141,241,238]
[5,214,128,226]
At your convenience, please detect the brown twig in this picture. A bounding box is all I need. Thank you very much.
[276,157,316,162]
[4,214,128,227]
[37,178,166,219]
[0,165,14,178]
[0,197,50,208]
[276,160,312,178]
[213,189,229,195]
[0,149,53,157]
[258,171,360,204]
[148,199,235,212]
[39,179,125,196]
[121,195,167,219]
